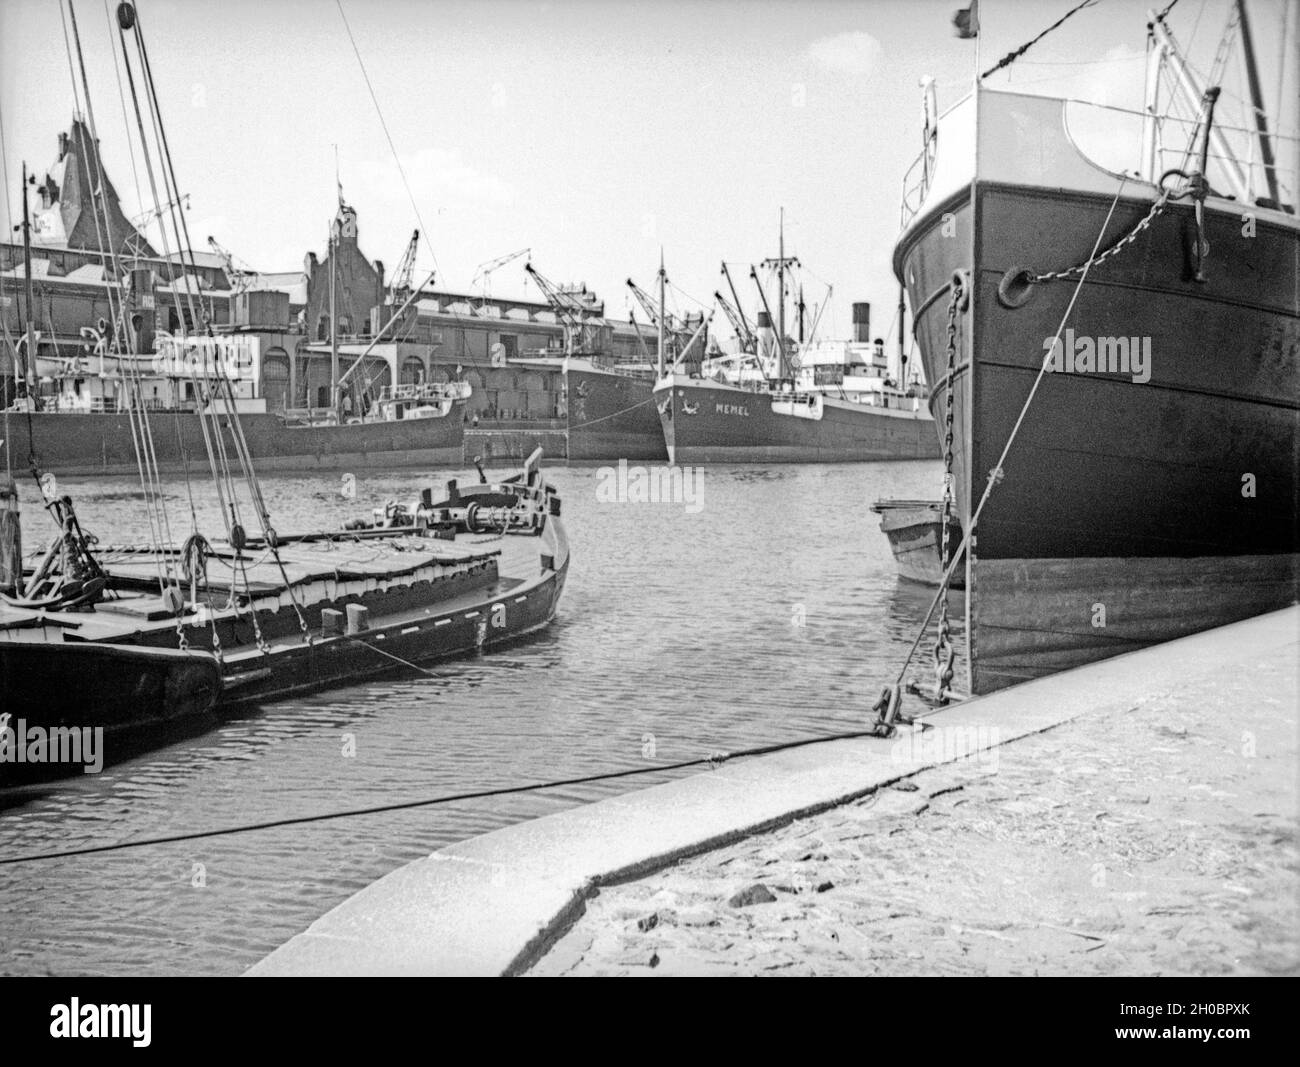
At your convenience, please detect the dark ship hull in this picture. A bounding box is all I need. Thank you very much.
[6,402,467,476]
[565,360,666,462]
[894,90,1300,694]
[654,375,938,464]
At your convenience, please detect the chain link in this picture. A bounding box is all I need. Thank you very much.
[933,285,961,700]
[1032,190,1171,283]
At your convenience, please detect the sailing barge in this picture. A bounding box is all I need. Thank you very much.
[894,4,1299,693]
[0,451,568,779]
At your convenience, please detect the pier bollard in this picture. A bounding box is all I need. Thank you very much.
[321,608,344,635]
[345,604,370,635]
[0,479,21,595]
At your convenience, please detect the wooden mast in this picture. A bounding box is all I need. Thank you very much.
[656,251,665,378]
[19,163,36,407]
[329,218,339,420]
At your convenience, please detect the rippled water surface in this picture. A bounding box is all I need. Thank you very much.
[0,460,962,975]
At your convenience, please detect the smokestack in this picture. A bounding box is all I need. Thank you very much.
[756,310,775,361]
[852,302,871,344]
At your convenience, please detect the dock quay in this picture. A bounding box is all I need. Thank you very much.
[248,605,1298,977]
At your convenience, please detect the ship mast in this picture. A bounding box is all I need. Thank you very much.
[329,217,339,420]
[656,251,666,378]
[760,208,798,381]
[18,164,37,408]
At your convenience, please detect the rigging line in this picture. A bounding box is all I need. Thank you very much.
[68,0,176,588]
[981,0,1100,80]
[335,0,440,282]
[0,727,889,866]
[113,16,193,339]
[132,12,211,330]
[102,0,145,259]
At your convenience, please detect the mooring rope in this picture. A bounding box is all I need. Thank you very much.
[0,728,891,867]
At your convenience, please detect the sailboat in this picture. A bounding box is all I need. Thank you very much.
[0,1,569,783]
[653,212,939,464]
[893,0,1299,694]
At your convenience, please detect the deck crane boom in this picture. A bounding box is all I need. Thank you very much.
[523,261,602,356]
[719,262,753,346]
[714,290,755,353]
[626,277,677,331]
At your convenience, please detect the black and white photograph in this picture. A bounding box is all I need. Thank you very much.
[0,0,1295,1014]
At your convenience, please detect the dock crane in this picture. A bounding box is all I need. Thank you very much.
[385,230,420,306]
[206,235,259,295]
[472,247,530,305]
[523,260,603,356]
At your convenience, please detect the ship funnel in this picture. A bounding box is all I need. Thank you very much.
[128,268,157,353]
[852,302,871,344]
[755,310,775,361]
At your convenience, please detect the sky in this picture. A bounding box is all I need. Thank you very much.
[1,0,1296,344]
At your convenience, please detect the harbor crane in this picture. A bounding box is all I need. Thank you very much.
[472,247,530,304]
[131,192,189,230]
[523,261,604,356]
[206,235,259,295]
[386,230,420,306]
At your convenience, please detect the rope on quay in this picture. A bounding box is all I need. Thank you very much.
[0,729,888,867]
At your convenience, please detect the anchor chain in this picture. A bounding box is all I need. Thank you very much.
[872,279,966,738]
[932,284,961,703]
[1030,190,1171,283]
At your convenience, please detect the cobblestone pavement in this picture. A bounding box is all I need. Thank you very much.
[531,656,1298,976]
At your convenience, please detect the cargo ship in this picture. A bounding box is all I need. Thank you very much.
[893,2,1299,694]
[654,301,937,464]
[653,215,937,464]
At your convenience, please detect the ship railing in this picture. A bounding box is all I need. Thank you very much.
[1061,96,1298,214]
[898,89,1299,230]
[376,381,471,403]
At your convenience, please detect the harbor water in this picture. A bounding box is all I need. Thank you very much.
[0,459,958,976]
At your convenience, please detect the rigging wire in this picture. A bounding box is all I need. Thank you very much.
[102,0,146,260]
[982,0,1100,80]
[335,0,440,285]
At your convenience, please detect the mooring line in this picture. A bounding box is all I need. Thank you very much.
[0,729,888,866]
